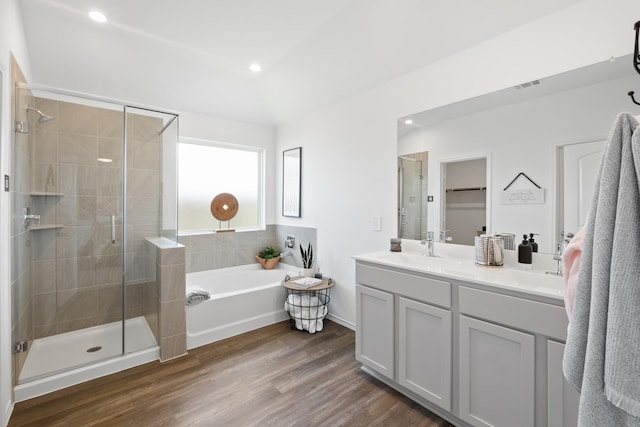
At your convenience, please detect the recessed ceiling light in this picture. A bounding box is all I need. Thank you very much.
[89,10,107,23]
[404,117,413,125]
[249,63,262,73]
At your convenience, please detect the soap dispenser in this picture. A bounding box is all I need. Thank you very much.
[518,234,532,270]
[528,233,539,253]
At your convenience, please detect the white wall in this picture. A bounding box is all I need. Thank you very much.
[276,0,640,326]
[0,0,32,424]
[179,112,277,226]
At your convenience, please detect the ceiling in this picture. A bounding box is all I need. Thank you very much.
[19,0,580,126]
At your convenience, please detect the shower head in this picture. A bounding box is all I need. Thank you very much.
[26,106,55,123]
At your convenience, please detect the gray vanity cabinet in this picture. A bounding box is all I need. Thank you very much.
[355,263,453,411]
[459,315,535,427]
[355,284,394,379]
[547,340,580,427]
[398,296,452,411]
[354,259,575,427]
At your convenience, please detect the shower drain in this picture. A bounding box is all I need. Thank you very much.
[86,346,102,353]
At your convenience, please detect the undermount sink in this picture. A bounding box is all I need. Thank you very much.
[484,268,564,296]
[368,250,466,266]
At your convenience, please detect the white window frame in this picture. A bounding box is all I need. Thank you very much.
[178,136,265,235]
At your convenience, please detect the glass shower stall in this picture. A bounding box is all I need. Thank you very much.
[398,154,427,240]
[11,85,178,385]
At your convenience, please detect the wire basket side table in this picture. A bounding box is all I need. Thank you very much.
[282,276,334,334]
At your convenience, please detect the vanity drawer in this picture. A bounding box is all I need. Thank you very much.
[459,286,568,340]
[356,263,451,308]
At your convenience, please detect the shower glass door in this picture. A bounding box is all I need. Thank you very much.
[14,87,127,382]
[123,106,177,354]
[13,86,177,385]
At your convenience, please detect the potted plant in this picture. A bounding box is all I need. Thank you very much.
[256,246,281,269]
[300,243,314,277]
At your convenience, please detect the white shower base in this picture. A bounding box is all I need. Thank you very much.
[14,316,159,401]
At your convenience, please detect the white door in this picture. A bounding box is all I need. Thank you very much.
[562,140,606,238]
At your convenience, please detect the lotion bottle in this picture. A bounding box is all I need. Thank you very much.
[518,234,532,270]
[528,233,539,253]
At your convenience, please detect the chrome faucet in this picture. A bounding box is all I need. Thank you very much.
[421,231,438,257]
[546,242,564,276]
[546,232,576,276]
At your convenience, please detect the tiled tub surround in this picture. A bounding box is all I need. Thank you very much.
[274,225,317,271]
[145,238,187,361]
[180,225,316,274]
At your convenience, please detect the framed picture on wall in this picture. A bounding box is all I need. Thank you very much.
[282,147,301,217]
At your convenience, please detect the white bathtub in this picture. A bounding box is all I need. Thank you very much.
[186,263,299,349]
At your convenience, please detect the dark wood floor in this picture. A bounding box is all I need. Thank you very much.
[9,321,452,427]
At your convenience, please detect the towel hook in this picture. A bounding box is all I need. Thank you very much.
[634,20,640,76]
[628,21,640,105]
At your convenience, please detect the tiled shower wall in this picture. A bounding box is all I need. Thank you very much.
[180,225,317,273]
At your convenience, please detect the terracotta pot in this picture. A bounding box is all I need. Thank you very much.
[256,255,280,269]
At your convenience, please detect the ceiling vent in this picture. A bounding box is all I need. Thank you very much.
[514,80,541,90]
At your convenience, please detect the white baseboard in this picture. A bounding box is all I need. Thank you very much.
[327,313,355,330]
[3,401,13,427]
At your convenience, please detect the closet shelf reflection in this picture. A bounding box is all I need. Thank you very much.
[445,187,486,192]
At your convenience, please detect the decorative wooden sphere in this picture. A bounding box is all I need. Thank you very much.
[210,193,239,221]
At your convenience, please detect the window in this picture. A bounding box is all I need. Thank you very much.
[178,138,263,233]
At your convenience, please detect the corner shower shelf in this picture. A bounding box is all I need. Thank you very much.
[29,224,64,231]
[29,192,64,197]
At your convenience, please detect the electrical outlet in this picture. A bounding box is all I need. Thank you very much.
[372,216,381,231]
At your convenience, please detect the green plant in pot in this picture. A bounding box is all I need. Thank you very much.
[300,243,314,277]
[256,246,281,270]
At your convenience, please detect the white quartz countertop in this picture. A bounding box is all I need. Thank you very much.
[353,241,565,302]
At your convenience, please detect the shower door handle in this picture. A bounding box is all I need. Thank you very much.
[400,207,408,225]
[111,215,116,244]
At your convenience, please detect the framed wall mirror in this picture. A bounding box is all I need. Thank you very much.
[282,147,301,217]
